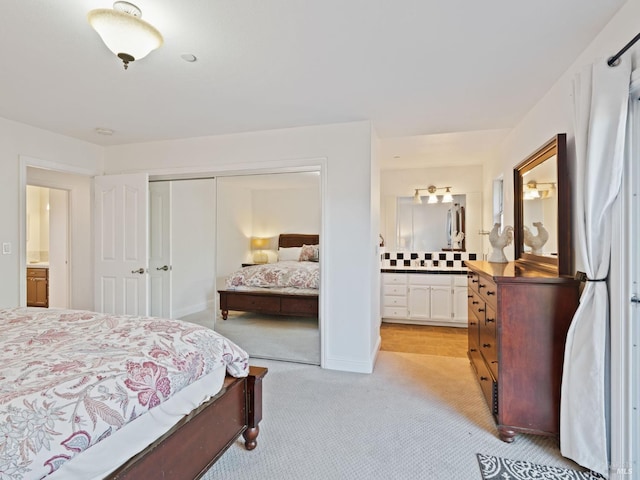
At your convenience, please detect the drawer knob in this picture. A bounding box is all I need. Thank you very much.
[472,301,479,305]
[469,321,476,326]
[467,294,472,298]
[483,343,491,348]
[479,283,485,289]
[478,308,485,312]
[487,291,495,296]
[470,348,477,352]
[487,318,495,323]
[480,376,488,381]
[472,279,478,283]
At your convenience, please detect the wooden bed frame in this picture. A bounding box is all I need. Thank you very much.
[218,234,319,320]
[107,366,267,479]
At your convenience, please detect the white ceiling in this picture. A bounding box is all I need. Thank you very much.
[0,1,627,168]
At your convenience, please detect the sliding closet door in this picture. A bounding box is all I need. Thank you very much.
[94,173,149,315]
[149,181,172,318]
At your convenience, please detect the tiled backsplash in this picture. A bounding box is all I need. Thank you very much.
[381,251,478,269]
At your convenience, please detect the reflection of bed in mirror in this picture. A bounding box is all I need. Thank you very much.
[218,234,319,320]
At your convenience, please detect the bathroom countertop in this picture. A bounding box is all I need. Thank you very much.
[381,268,468,275]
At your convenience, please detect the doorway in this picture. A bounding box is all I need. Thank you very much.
[25,185,69,308]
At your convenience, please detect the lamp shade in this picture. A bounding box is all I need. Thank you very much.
[88,2,163,68]
[441,188,453,203]
[251,237,269,250]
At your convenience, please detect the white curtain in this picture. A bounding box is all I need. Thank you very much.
[560,58,632,476]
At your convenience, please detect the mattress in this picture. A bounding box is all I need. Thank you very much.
[225,261,319,291]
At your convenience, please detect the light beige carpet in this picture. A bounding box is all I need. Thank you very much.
[182,310,320,365]
[204,351,584,480]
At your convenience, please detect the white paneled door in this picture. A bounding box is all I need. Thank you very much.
[149,181,172,318]
[94,173,149,315]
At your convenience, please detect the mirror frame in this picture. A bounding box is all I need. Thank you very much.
[513,133,572,276]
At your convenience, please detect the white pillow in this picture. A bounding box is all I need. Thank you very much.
[278,247,302,261]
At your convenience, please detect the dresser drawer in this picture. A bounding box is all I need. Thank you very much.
[470,352,498,416]
[383,285,406,296]
[382,306,408,318]
[383,273,407,285]
[469,291,485,320]
[468,271,480,293]
[477,278,497,310]
[383,295,407,307]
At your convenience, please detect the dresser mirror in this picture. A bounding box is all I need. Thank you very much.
[513,133,572,275]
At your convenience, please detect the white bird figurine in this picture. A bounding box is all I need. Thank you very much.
[488,223,513,263]
[452,231,465,249]
[523,222,549,255]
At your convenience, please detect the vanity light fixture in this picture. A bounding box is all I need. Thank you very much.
[413,185,453,204]
[88,2,163,70]
[524,181,556,200]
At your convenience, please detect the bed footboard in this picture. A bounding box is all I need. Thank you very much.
[109,366,267,479]
[218,289,318,320]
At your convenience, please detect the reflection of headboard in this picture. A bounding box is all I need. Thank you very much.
[278,234,319,248]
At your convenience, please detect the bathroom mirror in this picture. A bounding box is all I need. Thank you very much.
[513,133,572,275]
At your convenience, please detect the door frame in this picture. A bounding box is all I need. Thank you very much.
[19,156,98,308]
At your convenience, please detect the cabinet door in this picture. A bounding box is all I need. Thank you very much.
[408,286,430,319]
[452,286,469,322]
[430,285,452,320]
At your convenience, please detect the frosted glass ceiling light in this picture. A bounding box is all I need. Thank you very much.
[88,2,163,70]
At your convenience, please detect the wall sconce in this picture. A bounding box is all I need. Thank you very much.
[250,237,269,264]
[88,2,163,70]
[413,186,454,205]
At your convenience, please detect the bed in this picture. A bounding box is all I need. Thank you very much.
[218,233,319,320]
[0,307,266,480]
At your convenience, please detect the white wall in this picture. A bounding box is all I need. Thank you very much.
[171,179,216,318]
[216,180,253,279]
[0,117,102,308]
[102,121,380,373]
[380,165,484,254]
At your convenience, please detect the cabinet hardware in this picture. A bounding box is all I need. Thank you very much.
[487,318,495,323]
[480,376,488,381]
[467,294,473,298]
[487,291,496,296]
[470,348,477,352]
[472,301,479,305]
[470,321,476,326]
[478,308,485,312]
[479,283,485,289]
[472,279,478,283]
[131,268,145,274]
[483,343,491,348]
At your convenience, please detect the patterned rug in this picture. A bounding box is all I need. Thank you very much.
[477,454,606,480]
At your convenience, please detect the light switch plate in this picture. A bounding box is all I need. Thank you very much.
[2,243,11,254]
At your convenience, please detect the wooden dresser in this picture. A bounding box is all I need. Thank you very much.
[465,260,579,442]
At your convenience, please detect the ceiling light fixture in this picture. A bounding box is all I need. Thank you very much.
[413,185,453,205]
[88,2,163,70]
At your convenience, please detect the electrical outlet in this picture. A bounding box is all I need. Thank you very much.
[2,243,11,255]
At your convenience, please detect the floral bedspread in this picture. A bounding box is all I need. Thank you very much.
[0,307,249,480]
[225,261,319,290]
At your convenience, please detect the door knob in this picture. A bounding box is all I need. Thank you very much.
[131,268,145,274]
[156,265,169,271]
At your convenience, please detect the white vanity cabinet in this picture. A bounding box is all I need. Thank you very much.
[381,272,467,327]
